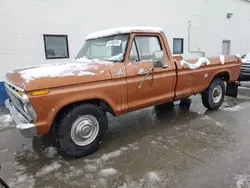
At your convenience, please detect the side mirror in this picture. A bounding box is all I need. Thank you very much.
[152,51,167,68]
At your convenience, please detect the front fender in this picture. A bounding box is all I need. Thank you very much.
[29,80,128,135]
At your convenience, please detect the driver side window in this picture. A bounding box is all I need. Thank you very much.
[129,36,162,62]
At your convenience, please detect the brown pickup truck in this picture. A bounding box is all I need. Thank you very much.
[4,27,241,157]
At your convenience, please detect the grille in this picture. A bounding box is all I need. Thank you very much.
[8,90,23,109]
[241,64,250,72]
[4,82,31,121]
[6,84,20,93]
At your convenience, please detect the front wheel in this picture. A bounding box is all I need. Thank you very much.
[202,78,225,110]
[55,103,108,157]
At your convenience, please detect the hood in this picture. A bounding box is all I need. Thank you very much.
[5,60,112,91]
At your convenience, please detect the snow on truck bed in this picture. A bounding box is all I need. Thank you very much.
[86,26,163,40]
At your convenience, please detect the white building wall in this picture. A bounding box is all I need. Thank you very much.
[0,0,250,82]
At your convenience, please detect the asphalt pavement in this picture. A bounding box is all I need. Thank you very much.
[1,83,250,188]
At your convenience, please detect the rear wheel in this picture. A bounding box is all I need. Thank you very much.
[202,78,225,110]
[55,103,108,157]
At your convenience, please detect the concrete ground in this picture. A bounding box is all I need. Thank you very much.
[1,83,250,188]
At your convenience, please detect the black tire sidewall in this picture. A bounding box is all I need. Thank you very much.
[207,78,225,110]
[201,94,210,109]
[57,104,108,157]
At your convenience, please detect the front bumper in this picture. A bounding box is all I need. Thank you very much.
[5,99,37,138]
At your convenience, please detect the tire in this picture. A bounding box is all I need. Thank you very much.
[155,102,174,110]
[55,103,108,158]
[201,94,210,109]
[0,177,10,188]
[201,78,225,110]
[179,98,192,109]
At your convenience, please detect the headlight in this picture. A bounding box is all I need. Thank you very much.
[22,92,37,121]
[4,80,37,122]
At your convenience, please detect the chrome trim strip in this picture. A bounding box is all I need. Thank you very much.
[4,77,24,91]
[4,83,23,100]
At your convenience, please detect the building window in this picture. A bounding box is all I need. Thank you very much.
[43,34,69,59]
[173,38,184,54]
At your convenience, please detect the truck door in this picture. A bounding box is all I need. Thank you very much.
[126,34,176,111]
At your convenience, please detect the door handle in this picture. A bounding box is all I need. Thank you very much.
[137,68,151,75]
[138,68,154,89]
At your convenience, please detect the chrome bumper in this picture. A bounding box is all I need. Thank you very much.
[5,99,37,138]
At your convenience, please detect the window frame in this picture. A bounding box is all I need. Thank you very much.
[173,38,184,54]
[129,38,141,61]
[43,34,70,60]
[129,35,162,62]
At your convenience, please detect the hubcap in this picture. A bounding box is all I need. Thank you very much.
[212,85,222,103]
[70,115,99,146]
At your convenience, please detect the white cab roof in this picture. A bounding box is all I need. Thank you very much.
[86,26,163,40]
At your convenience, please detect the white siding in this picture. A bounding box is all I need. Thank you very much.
[0,0,250,80]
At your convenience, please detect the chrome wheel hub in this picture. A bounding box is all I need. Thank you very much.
[212,85,222,103]
[70,115,99,146]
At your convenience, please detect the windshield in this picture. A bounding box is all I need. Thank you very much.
[76,34,129,62]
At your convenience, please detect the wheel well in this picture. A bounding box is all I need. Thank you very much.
[202,71,230,95]
[215,71,230,82]
[51,99,115,132]
[59,99,114,117]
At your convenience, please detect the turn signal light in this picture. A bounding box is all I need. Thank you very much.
[18,91,23,96]
[31,89,49,96]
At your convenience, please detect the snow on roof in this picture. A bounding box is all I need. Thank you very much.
[86,26,163,40]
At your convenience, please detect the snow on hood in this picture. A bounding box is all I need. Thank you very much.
[86,26,163,40]
[15,60,112,84]
[6,59,113,91]
[74,57,114,64]
[19,63,94,83]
